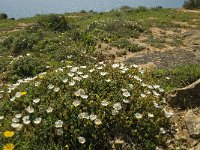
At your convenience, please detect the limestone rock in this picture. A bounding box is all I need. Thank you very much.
[184,110,200,138]
[167,78,200,108]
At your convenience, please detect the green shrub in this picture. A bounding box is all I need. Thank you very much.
[0,63,169,149]
[37,14,70,32]
[87,19,145,40]
[134,6,148,13]
[8,56,47,80]
[0,13,8,20]
[10,33,41,55]
[152,64,200,91]
[183,0,200,9]
[112,38,144,52]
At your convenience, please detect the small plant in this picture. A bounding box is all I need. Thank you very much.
[116,49,127,57]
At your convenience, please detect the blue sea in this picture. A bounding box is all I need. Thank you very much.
[0,0,185,19]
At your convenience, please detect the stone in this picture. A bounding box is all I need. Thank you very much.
[184,110,200,138]
[167,78,200,108]
[138,62,157,72]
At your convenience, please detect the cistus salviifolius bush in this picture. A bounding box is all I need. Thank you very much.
[0,62,172,149]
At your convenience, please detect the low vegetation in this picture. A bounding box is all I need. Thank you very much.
[0,6,200,149]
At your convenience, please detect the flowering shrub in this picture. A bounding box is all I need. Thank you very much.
[0,62,171,149]
[6,55,47,82]
[87,19,145,41]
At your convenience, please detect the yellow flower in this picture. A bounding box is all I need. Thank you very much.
[20,91,27,96]
[3,143,15,150]
[38,75,44,79]
[3,131,15,138]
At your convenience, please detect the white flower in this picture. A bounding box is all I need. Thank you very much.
[101,100,109,106]
[48,84,54,90]
[148,113,154,118]
[15,114,22,118]
[10,96,16,102]
[166,77,170,80]
[134,75,142,82]
[140,93,147,98]
[78,112,89,119]
[112,109,119,115]
[89,69,95,72]
[25,106,34,113]
[54,87,60,92]
[34,118,42,124]
[105,79,111,82]
[99,61,104,65]
[123,99,130,103]
[153,101,162,109]
[163,109,173,118]
[77,71,83,75]
[12,118,19,123]
[100,72,107,76]
[73,76,82,81]
[72,100,81,107]
[68,73,74,77]
[55,120,63,128]
[35,81,41,87]
[135,113,143,119]
[131,64,138,68]
[113,103,122,111]
[94,119,102,125]
[153,91,160,96]
[46,107,53,113]
[11,123,23,129]
[80,66,87,69]
[15,92,21,98]
[23,115,30,121]
[112,63,119,68]
[89,114,97,121]
[0,116,4,120]
[71,67,78,72]
[78,136,86,144]
[160,128,166,134]
[33,98,40,104]
[147,85,153,89]
[97,66,103,70]
[75,89,85,97]
[153,85,160,89]
[81,75,89,79]
[23,120,31,125]
[62,78,68,83]
[66,65,72,68]
[69,81,76,86]
[123,91,130,97]
[80,94,88,99]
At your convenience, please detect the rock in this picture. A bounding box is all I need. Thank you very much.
[167,78,200,108]
[138,62,157,72]
[184,110,200,138]
[194,143,200,150]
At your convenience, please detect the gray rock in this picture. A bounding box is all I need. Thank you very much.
[184,110,200,138]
